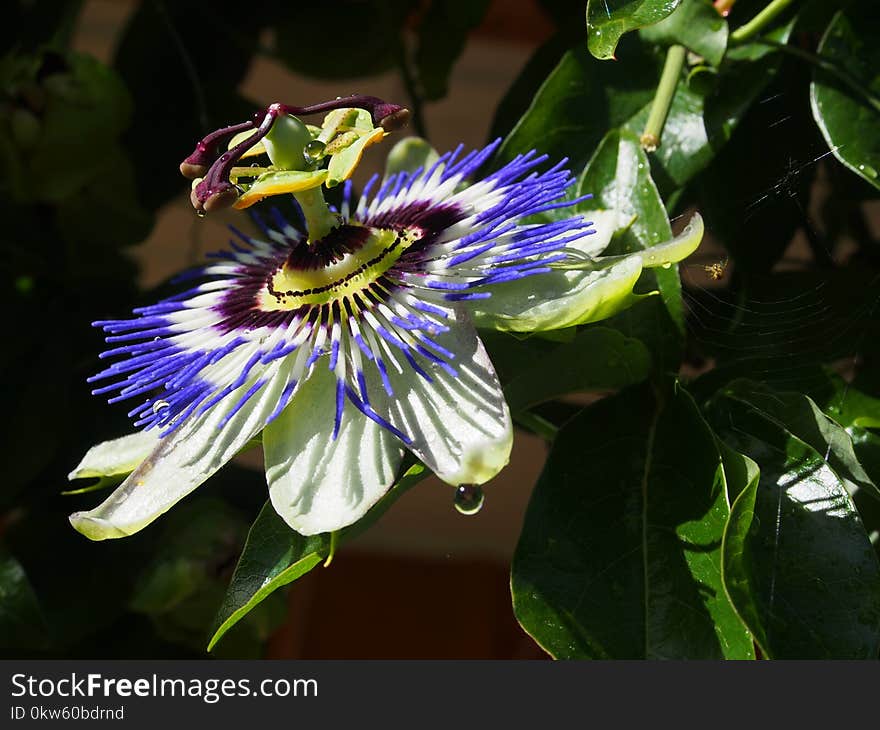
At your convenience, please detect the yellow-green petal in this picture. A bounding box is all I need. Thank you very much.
[326,127,386,187]
[233,169,328,209]
[472,212,703,332]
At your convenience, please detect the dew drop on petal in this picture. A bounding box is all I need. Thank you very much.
[196,209,207,218]
[661,262,672,269]
[454,484,484,515]
[303,139,326,164]
[152,399,170,414]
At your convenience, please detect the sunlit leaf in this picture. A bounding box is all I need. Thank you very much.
[495,39,659,172]
[576,128,684,331]
[586,0,683,60]
[721,380,880,499]
[640,0,728,66]
[713,394,880,658]
[512,383,753,658]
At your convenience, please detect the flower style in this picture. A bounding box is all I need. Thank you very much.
[69,100,702,541]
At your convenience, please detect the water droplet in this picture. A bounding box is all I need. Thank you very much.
[303,139,326,164]
[857,163,878,178]
[196,209,206,218]
[661,262,672,269]
[152,399,169,414]
[453,484,484,515]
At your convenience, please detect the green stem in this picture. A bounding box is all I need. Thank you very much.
[293,187,340,243]
[730,0,797,44]
[514,411,559,441]
[324,530,339,568]
[640,44,687,152]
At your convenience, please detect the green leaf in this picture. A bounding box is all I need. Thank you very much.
[504,327,651,412]
[809,371,880,550]
[587,0,683,60]
[512,383,753,658]
[713,395,880,658]
[576,128,684,332]
[716,438,760,506]
[640,0,728,66]
[414,0,490,100]
[720,379,880,501]
[810,0,880,189]
[624,18,794,194]
[489,33,575,142]
[0,551,49,651]
[604,291,682,375]
[623,81,712,193]
[495,39,659,172]
[208,463,426,651]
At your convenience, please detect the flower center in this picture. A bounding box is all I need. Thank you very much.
[259,224,422,310]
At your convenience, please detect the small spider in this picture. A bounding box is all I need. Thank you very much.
[703,258,729,281]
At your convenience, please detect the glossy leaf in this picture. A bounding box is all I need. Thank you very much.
[810,371,880,551]
[495,39,659,172]
[489,33,576,142]
[625,19,794,193]
[714,395,880,658]
[810,0,880,190]
[721,379,879,500]
[717,438,760,506]
[640,0,728,66]
[512,383,753,659]
[208,463,426,651]
[586,0,683,60]
[575,128,684,332]
[503,327,651,412]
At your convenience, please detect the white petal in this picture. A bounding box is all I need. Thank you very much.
[68,431,159,481]
[69,363,296,541]
[263,366,404,536]
[567,208,624,257]
[371,312,513,486]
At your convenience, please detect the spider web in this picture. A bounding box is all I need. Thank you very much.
[676,91,880,406]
